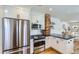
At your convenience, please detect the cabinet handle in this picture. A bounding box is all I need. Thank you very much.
[70,40,72,41]
[68,41,70,44]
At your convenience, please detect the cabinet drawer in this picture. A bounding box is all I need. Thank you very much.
[45,37,50,49]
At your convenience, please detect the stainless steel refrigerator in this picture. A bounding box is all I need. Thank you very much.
[2,17,30,54]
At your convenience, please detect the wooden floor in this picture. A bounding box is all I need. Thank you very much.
[40,48,61,54]
[74,40,79,54]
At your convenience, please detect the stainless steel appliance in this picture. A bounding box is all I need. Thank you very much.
[31,35,45,54]
[2,17,30,54]
[32,24,41,29]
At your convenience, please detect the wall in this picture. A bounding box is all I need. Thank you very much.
[0,6,3,53]
[3,6,31,20]
[56,13,79,23]
[31,9,45,35]
[50,17,69,35]
[50,17,63,34]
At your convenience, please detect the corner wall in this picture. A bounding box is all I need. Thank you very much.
[0,7,3,53]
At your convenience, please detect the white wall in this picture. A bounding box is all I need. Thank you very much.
[31,10,45,35]
[31,10,45,29]
[0,6,3,54]
[3,6,31,20]
[50,17,63,34]
[50,17,69,35]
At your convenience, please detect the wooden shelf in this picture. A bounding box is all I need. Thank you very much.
[45,14,51,36]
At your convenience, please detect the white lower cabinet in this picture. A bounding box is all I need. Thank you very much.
[31,36,74,54]
[65,39,74,53]
[45,37,51,49]
[50,37,59,50]
[48,36,74,54]
[57,39,67,53]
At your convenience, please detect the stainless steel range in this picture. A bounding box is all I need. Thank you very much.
[31,35,45,53]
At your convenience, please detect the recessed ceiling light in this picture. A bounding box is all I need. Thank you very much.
[4,10,8,13]
[49,8,52,11]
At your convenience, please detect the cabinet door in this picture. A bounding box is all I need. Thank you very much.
[58,39,74,54]
[65,39,74,53]
[51,37,55,48]
[51,37,58,50]
[48,36,52,47]
[51,37,65,53]
[55,38,61,51]
[45,37,50,49]
[57,39,66,53]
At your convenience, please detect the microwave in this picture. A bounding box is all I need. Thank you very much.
[32,24,41,29]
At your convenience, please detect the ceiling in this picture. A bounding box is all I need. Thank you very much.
[2,5,79,22]
[31,5,79,22]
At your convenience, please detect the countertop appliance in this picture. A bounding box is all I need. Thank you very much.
[2,17,30,54]
[32,23,41,29]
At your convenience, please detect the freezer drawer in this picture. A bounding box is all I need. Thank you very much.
[3,46,30,54]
